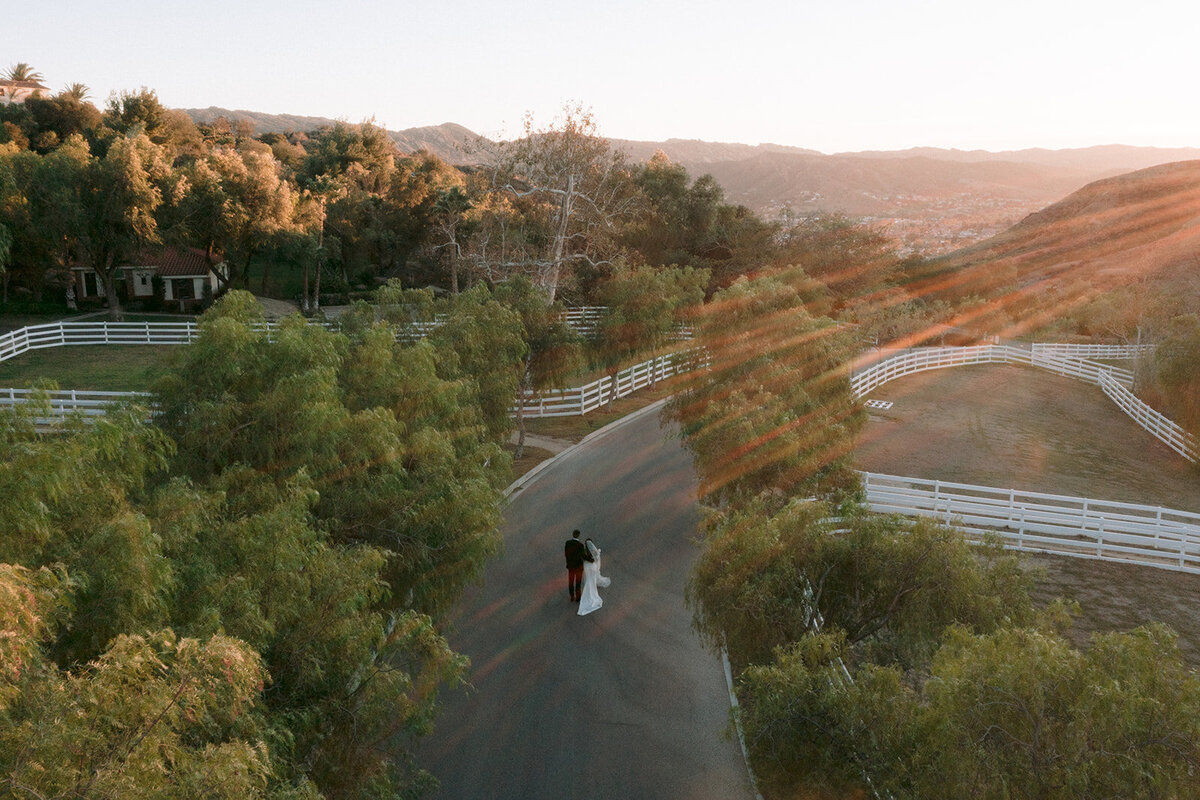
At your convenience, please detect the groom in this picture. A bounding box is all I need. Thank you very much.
[563,529,593,603]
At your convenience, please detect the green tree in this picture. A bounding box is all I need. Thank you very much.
[101,87,203,161]
[596,263,708,393]
[77,131,174,319]
[0,621,274,800]
[666,267,864,505]
[180,145,295,290]
[24,93,102,153]
[495,276,583,456]
[690,499,1035,671]
[779,213,903,310]
[427,283,528,443]
[1153,313,1200,439]
[147,292,509,795]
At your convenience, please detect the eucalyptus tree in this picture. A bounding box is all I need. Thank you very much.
[495,275,583,456]
[666,266,864,505]
[595,263,708,394]
[486,105,639,302]
[76,131,175,319]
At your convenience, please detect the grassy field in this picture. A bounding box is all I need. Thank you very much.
[0,345,176,391]
[854,362,1200,665]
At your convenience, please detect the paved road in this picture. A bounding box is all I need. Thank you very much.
[419,404,756,799]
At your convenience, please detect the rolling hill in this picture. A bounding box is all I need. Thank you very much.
[909,159,1200,336]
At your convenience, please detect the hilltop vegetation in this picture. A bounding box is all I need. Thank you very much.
[182,106,1200,254]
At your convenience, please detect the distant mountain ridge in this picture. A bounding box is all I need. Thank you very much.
[181,106,1200,253]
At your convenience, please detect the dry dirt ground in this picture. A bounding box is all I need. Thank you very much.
[854,363,1200,665]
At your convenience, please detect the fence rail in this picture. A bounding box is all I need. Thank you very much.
[1098,371,1198,461]
[1,349,705,424]
[862,472,1200,574]
[1031,342,1156,359]
[514,350,703,418]
[0,387,153,428]
[0,308,663,366]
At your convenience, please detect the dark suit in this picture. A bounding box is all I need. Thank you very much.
[564,537,592,602]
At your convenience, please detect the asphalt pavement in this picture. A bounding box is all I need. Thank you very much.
[418,403,756,799]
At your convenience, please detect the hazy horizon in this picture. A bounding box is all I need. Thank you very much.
[6,0,1198,154]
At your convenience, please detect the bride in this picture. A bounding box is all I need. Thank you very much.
[577,537,611,616]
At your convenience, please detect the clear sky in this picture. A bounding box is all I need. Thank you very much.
[7,0,1197,153]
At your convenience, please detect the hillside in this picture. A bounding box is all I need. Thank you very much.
[912,160,1200,335]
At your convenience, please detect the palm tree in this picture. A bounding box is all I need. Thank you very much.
[6,62,44,83]
[60,82,90,102]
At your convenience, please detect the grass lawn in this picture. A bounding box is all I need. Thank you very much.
[0,345,176,391]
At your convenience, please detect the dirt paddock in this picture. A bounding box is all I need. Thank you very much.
[854,363,1200,666]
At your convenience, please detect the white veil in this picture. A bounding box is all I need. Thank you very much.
[587,539,611,588]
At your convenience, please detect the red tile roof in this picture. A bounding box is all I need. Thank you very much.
[131,247,217,277]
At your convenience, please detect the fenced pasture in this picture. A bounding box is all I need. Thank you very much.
[0,345,175,392]
[852,344,1195,462]
[854,364,1198,512]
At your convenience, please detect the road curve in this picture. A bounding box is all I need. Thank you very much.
[418,404,756,799]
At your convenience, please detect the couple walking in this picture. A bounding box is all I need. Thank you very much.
[564,529,611,615]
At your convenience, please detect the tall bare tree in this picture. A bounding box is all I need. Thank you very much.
[486,105,638,302]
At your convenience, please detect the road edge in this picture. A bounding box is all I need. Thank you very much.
[503,398,669,498]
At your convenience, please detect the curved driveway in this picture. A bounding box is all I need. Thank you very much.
[418,403,755,799]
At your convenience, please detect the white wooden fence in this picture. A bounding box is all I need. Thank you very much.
[850,345,1133,397]
[862,472,1200,574]
[0,321,200,362]
[1098,371,1198,461]
[514,350,703,418]
[0,387,153,427]
[0,310,619,366]
[1031,342,1156,360]
[1,350,704,425]
[851,344,1194,462]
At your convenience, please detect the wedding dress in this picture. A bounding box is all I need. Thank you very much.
[577,540,610,616]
